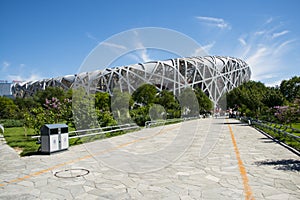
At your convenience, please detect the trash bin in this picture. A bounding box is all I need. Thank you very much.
[248,119,252,126]
[40,124,69,154]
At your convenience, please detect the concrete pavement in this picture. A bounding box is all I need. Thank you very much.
[0,118,299,199]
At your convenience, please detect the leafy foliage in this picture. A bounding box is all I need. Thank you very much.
[262,87,286,108]
[95,92,117,127]
[274,99,300,127]
[227,76,299,125]
[130,84,158,126]
[95,91,111,112]
[280,76,300,102]
[132,84,157,105]
[178,87,199,117]
[227,81,285,117]
[129,84,213,125]
[0,119,23,128]
[130,105,151,126]
[33,87,71,106]
[2,77,299,156]
[194,87,213,114]
[72,87,99,130]
[111,89,132,124]
[156,90,180,119]
[0,96,19,119]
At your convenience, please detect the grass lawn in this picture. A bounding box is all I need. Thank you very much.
[3,126,138,156]
[3,126,83,156]
[292,123,300,130]
[1,118,188,156]
[253,123,300,151]
[3,127,40,156]
[269,122,300,136]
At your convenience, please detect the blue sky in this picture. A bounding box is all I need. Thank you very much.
[1,0,299,86]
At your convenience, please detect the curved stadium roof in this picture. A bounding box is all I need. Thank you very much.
[12,56,251,105]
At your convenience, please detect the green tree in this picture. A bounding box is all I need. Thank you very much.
[23,96,73,134]
[130,106,151,126]
[96,110,117,127]
[24,106,52,134]
[94,91,117,127]
[132,84,158,105]
[130,84,158,126]
[178,87,199,117]
[110,89,132,124]
[72,88,99,130]
[156,90,180,118]
[149,104,166,121]
[0,96,19,119]
[227,81,267,117]
[14,97,38,115]
[34,87,70,106]
[95,92,111,112]
[275,98,300,126]
[280,76,300,102]
[263,87,285,108]
[194,88,213,114]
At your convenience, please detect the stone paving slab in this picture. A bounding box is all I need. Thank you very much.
[0,118,299,199]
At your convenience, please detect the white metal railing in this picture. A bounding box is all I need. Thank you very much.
[145,116,200,128]
[241,117,300,142]
[31,123,139,139]
[69,124,139,139]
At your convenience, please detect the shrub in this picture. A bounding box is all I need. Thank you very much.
[0,119,24,128]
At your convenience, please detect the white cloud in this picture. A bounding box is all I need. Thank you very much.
[254,31,266,36]
[246,47,268,65]
[244,40,293,81]
[119,39,152,64]
[86,32,100,43]
[273,39,294,55]
[135,41,151,62]
[266,17,273,24]
[2,61,10,71]
[133,30,139,36]
[192,42,215,56]
[140,50,151,62]
[102,42,127,50]
[245,47,269,76]
[87,32,129,58]
[8,73,43,82]
[272,30,289,39]
[196,16,231,29]
[236,20,295,82]
[86,29,152,65]
[254,26,289,41]
[202,42,215,52]
[238,37,247,46]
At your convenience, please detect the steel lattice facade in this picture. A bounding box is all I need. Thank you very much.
[12,56,251,104]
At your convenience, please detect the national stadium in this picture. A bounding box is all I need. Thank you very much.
[11,56,251,105]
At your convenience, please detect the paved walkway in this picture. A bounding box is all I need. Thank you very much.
[0,118,299,199]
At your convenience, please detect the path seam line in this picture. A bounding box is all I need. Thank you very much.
[227,120,255,200]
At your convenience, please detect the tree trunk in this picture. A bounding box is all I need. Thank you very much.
[23,126,27,137]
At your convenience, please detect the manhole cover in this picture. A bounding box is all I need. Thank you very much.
[54,168,90,178]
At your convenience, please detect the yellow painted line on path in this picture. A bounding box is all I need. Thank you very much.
[0,124,180,187]
[227,119,255,200]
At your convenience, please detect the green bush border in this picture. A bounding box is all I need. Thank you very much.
[253,124,300,152]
